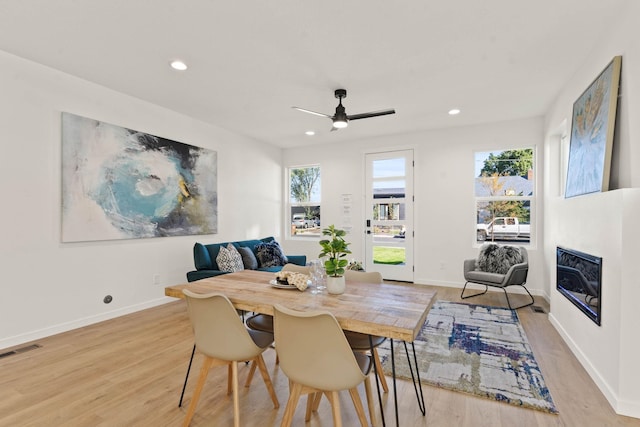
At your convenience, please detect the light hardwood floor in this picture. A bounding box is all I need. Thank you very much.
[1,285,639,427]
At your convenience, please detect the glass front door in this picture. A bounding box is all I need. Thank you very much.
[365,150,414,282]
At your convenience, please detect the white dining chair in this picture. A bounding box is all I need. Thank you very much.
[181,290,279,427]
[274,304,376,427]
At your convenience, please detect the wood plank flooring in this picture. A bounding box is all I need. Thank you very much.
[1,285,639,427]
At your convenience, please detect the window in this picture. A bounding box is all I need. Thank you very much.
[474,148,534,244]
[288,165,321,238]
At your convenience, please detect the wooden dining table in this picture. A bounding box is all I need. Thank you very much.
[165,269,437,426]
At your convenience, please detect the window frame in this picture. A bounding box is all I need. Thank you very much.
[287,164,321,239]
[473,147,536,247]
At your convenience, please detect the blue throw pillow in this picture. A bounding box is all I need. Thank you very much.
[255,241,288,268]
[237,246,259,270]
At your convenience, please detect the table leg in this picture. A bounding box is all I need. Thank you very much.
[401,341,426,415]
[388,340,427,426]
[390,339,399,426]
[369,335,386,427]
[178,344,196,407]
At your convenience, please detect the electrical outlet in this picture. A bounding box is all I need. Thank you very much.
[153,274,161,285]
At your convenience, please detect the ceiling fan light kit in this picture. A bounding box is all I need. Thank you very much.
[333,119,348,129]
[293,88,395,132]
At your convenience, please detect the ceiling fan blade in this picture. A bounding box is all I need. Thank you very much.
[292,106,332,119]
[347,109,396,121]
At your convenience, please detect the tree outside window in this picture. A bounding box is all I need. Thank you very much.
[289,166,321,237]
[475,149,534,244]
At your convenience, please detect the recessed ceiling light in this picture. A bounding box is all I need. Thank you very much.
[170,60,188,71]
[448,108,461,115]
[305,131,315,136]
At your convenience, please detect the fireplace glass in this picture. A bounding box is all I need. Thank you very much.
[556,247,602,325]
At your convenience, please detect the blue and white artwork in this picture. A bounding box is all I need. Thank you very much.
[565,56,621,198]
[61,113,217,242]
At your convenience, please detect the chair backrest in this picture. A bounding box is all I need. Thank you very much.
[281,263,311,274]
[518,246,528,264]
[345,270,383,284]
[183,290,266,361]
[509,246,529,284]
[273,304,365,391]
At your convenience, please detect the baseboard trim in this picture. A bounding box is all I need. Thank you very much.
[548,313,640,419]
[0,296,175,351]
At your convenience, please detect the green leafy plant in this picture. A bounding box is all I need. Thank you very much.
[318,225,352,277]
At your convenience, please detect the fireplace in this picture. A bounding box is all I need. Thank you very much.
[556,247,602,325]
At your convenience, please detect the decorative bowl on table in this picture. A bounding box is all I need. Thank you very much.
[273,271,309,291]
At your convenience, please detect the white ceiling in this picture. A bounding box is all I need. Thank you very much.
[0,1,631,148]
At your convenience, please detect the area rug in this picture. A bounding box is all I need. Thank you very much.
[377,301,558,414]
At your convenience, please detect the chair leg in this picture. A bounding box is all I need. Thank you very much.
[325,390,343,427]
[182,356,214,427]
[312,390,322,411]
[244,360,257,387]
[280,382,303,427]
[348,386,369,427]
[305,394,314,421]
[503,284,535,310]
[305,392,322,421]
[372,347,389,393]
[460,281,488,300]
[363,376,376,426]
[254,354,280,408]
[231,361,240,427]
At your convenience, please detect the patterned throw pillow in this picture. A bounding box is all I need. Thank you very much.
[476,244,523,274]
[255,241,288,268]
[216,244,245,272]
[237,246,259,270]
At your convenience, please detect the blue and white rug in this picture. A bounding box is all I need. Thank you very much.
[378,301,558,414]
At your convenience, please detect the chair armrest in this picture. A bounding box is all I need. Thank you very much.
[463,259,477,275]
[502,261,529,286]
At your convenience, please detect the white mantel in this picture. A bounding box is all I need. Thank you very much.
[545,188,640,417]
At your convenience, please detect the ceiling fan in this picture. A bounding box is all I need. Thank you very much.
[292,89,395,131]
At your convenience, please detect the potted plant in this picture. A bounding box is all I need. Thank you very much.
[318,225,351,294]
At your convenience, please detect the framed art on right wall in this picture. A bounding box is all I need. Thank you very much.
[565,56,622,198]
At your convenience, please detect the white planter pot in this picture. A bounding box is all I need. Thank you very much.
[326,275,346,295]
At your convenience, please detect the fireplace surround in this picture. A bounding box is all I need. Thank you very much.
[556,246,602,325]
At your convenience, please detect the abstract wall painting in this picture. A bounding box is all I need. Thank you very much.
[565,56,622,198]
[61,112,217,242]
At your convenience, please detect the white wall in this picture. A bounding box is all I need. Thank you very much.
[282,117,546,296]
[543,1,640,417]
[3,3,639,416]
[0,51,283,349]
